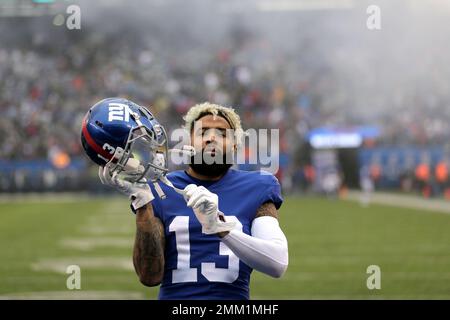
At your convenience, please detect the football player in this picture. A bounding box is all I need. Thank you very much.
[84,99,288,299]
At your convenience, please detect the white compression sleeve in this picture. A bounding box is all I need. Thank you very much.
[221,216,288,278]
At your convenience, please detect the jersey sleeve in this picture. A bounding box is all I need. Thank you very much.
[258,173,283,210]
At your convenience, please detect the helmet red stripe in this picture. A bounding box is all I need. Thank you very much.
[81,115,113,160]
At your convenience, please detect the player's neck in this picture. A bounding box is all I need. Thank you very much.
[186,167,226,181]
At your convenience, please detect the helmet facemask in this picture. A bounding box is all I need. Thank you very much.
[106,110,169,183]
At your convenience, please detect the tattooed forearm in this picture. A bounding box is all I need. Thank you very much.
[255,201,278,219]
[218,201,279,238]
[133,207,165,287]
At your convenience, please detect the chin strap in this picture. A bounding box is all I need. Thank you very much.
[153,145,196,199]
[159,175,186,196]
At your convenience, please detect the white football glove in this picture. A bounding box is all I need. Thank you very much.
[98,164,154,211]
[184,184,236,235]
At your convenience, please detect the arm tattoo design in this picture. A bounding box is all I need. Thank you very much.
[255,201,279,219]
[133,217,165,285]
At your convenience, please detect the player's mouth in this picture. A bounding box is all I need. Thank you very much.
[203,146,217,155]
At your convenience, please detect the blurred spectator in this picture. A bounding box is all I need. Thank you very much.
[435,159,449,196]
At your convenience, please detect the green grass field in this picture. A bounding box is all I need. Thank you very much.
[0,195,449,299]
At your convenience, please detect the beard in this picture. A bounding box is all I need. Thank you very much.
[189,149,233,178]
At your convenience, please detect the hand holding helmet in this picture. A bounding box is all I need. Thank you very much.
[81,97,201,210]
[98,162,154,211]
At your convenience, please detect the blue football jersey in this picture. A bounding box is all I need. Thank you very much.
[148,168,283,300]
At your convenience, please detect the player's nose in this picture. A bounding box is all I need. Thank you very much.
[204,131,216,143]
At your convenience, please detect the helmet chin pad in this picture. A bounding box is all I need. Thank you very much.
[124,157,143,173]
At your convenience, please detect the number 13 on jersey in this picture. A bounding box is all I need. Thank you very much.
[168,216,243,284]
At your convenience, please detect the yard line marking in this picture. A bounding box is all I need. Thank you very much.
[60,237,133,250]
[31,257,133,273]
[254,271,450,281]
[78,225,133,235]
[345,191,450,215]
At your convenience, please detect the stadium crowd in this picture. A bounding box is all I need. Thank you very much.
[1,11,450,197]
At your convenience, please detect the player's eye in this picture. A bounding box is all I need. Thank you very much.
[193,128,204,136]
[200,128,213,137]
[198,128,227,138]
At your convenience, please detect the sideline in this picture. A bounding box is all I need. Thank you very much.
[345,191,450,215]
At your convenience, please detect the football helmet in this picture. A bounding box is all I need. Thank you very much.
[81,97,168,183]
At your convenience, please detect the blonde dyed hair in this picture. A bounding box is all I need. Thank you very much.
[183,102,244,146]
